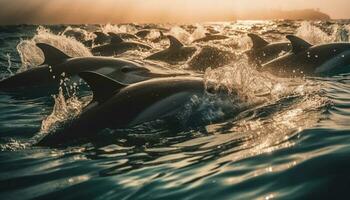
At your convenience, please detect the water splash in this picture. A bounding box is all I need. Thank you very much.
[5,53,14,75]
[0,139,31,151]
[40,89,83,134]
[332,24,350,42]
[16,26,92,72]
[233,35,252,51]
[296,21,332,44]
[191,25,207,41]
[169,26,192,44]
[101,23,138,35]
[204,57,273,101]
[204,56,323,108]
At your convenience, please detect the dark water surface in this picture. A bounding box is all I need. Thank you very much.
[1,20,350,199]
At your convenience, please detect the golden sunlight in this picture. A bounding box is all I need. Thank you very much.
[0,0,349,24]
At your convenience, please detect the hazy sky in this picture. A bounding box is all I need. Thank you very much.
[0,0,349,24]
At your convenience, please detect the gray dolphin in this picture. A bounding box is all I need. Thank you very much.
[192,33,229,43]
[91,33,152,56]
[246,33,292,65]
[63,29,86,42]
[0,43,182,92]
[93,32,111,45]
[188,46,236,71]
[136,29,151,38]
[91,32,139,46]
[36,72,210,146]
[262,35,350,77]
[145,35,197,64]
[114,32,139,40]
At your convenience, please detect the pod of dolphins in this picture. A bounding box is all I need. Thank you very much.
[1,28,350,147]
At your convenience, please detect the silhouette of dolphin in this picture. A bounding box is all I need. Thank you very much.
[90,32,139,46]
[36,72,210,147]
[93,32,110,45]
[145,35,197,64]
[188,46,235,71]
[114,32,139,40]
[246,33,292,65]
[192,33,229,43]
[262,35,350,77]
[0,43,182,92]
[91,33,152,56]
[136,30,151,38]
[63,28,86,42]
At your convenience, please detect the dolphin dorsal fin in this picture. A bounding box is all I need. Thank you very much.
[79,71,128,103]
[36,43,71,66]
[248,34,269,49]
[286,35,312,54]
[167,35,184,49]
[108,32,124,44]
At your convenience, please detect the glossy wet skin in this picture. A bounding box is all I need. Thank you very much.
[188,46,235,71]
[0,57,184,91]
[146,46,197,64]
[93,32,110,45]
[247,42,292,65]
[192,34,229,43]
[263,43,350,77]
[37,77,206,147]
[91,42,152,56]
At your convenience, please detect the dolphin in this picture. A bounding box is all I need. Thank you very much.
[90,32,139,46]
[262,35,350,77]
[93,32,111,45]
[136,30,151,38]
[36,72,211,147]
[246,33,292,65]
[113,32,139,40]
[63,28,87,42]
[192,33,229,43]
[0,43,183,92]
[145,35,197,64]
[91,33,152,56]
[188,46,235,71]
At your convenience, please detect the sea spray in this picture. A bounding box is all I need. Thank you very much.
[101,23,138,35]
[39,88,85,135]
[169,26,192,44]
[296,21,333,44]
[204,57,323,104]
[16,26,92,72]
[191,25,207,42]
[5,53,14,75]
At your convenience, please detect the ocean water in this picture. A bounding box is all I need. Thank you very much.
[0,20,350,199]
